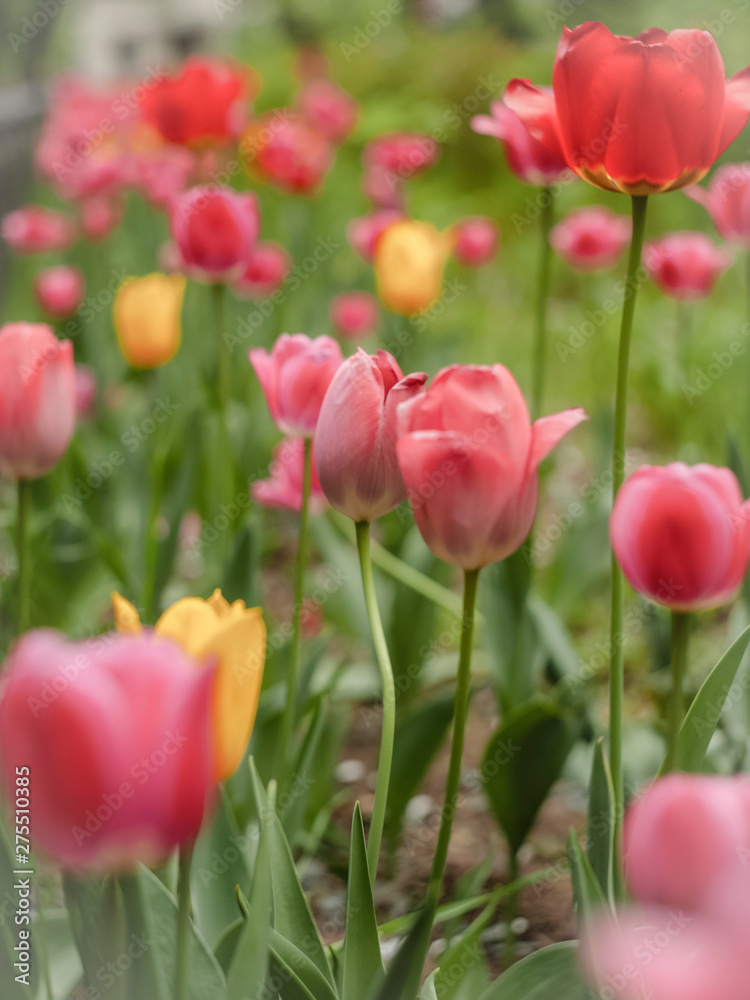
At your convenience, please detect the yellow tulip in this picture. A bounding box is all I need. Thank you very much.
[111,589,266,780]
[374,220,452,316]
[113,273,186,369]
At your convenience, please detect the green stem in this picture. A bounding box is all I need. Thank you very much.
[608,193,648,895]
[17,479,31,633]
[503,850,520,968]
[531,187,554,421]
[213,283,230,409]
[174,845,193,1000]
[664,612,690,772]
[277,437,312,791]
[355,521,396,883]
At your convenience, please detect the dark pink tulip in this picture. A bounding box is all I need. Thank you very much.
[396,364,587,569]
[0,323,76,480]
[347,209,404,261]
[0,630,215,871]
[1,205,76,254]
[329,292,379,340]
[316,349,427,522]
[471,88,570,186]
[233,241,290,299]
[451,217,500,268]
[643,231,733,300]
[244,115,334,195]
[34,265,85,319]
[75,364,97,420]
[611,463,750,611]
[364,132,439,179]
[252,438,328,515]
[297,80,358,144]
[249,333,342,437]
[550,206,631,271]
[686,163,750,250]
[170,186,260,283]
[79,194,124,242]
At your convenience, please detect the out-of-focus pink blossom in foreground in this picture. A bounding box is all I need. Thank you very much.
[75,364,97,420]
[329,292,379,340]
[549,206,631,271]
[610,463,750,612]
[2,205,77,254]
[686,162,750,250]
[0,323,76,480]
[34,265,85,319]
[643,232,733,300]
[451,217,500,268]
[347,209,404,261]
[170,186,260,283]
[252,437,328,514]
[0,630,215,871]
[396,364,587,569]
[233,241,290,299]
[297,80,358,144]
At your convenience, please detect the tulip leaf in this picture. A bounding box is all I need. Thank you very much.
[34,909,83,1000]
[567,831,608,922]
[432,896,495,1000]
[248,759,335,989]
[268,929,340,1000]
[342,803,385,1000]
[482,699,578,855]
[280,696,326,842]
[62,872,128,1000]
[658,623,750,775]
[365,906,433,1000]
[214,919,243,976]
[586,739,615,904]
[420,971,439,1000]
[476,941,590,1000]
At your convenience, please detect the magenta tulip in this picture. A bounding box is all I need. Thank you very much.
[550,206,631,271]
[233,241,290,300]
[643,231,732,300]
[451,217,500,268]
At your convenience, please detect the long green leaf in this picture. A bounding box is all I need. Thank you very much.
[567,831,608,922]
[476,942,589,1000]
[432,897,495,1000]
[366,907,433,1000]
[342,804,384,1000]
[269,929,340,1000]
[586,739,614,904]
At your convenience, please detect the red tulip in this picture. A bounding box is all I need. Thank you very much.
[316,349,427,522]
[170,186,260,283]
[2,205,76,254]
[549,206,631,271]
[34,265,85,319]
[140,56,251,147]
[0,630,215,871]
[396,364,587,569]
[610,463,750,612]
[451,217,500,268]
[297,80,358,143]
[79,194,124,242]
[347,208,404,261]
[249,333,342,437]
[233,242,290,300]
[471,93,570,186]
[252,438,328,515]
[329,292,379,340]
[508,22,750,194]
[243,115,333,195]
[0,323,76,480]
[643,231,732,300]
[686,163,750,250]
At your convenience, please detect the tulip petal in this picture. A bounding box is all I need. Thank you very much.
[155,597,222,660]
[718,66,750,156]
[530,407,587,469]
[111,592,143,633]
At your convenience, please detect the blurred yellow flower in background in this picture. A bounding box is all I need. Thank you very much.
[374,220,452,316]
[113,272,186,369]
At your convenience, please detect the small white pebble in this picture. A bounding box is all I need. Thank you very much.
[511,917,529,936]
[481,921,508,944]
[380,937,404,963]
[335,759,366,784]
[428,938,447,959]
[405,794,435,826]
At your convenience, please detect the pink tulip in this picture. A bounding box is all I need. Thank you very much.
[0,630,215,871]
[610,463,750,612]
[233,241,290,299]
[79,194,124,242]
[347,209,404,261]
[0,323,76,480]
[2,205,76,254]
[75,364,96,420]
[316,350,427,522]
[643,232,732,300]
[451,217,500,268]
[34,265,85,319]
[549,206,631,271]
[364,132,439,179]
[297,80,358,143]
[249,333,342,437]
[471,91,570,186]
[624,774,749,911]
[245,115,334,195]
[396,365,587,569]
[329,292,379,340]
[252,438,328,514]
[134,147,195,210]
[686,163,750,250]
[170,186,260,283]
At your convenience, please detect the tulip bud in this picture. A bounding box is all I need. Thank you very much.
[34,265,85,319]
[550,206,631,271]
[169,186,260,283]
[610,463,750,611]
[396,364,587,569]
[1,205,77,254]
[114,273,186,369]
[0,630,215,871]
[643,232,732,300]
[374,220,452,315]
[451,217,500,268]
[329,292,379,340]
[252,438,328,515]
[249,333,342,437]
[316,349,427,522]
[297,80,358,144]
[233,241,290,299]
[0,323,76,480]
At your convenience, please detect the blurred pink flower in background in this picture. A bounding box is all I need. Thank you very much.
[244,115,334,195]
[329,291,379,339]
[233,241,290,299]
[550,206,631,271]
[79,194,124,242]
[347,208,404,261]
[297,80,358,144]
[170,186,260,283]
[34,265,85,319]
[451,216,500,268]
[133,146,195,210]
[252,437,328,514]
[2,205,77,254]
[686,163,750,250]
[74,364,97,420]
[363,131,439,209]
[643,232,733,300]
